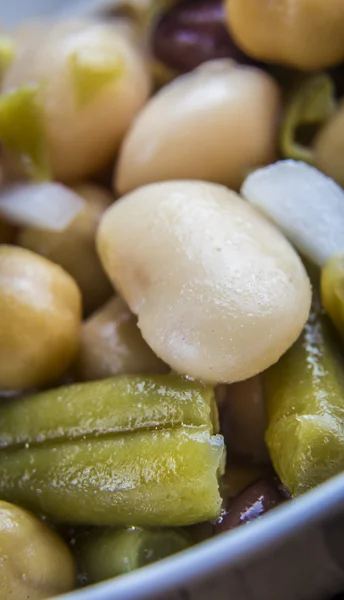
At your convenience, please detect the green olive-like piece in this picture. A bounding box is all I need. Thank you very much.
[0,500,76,600]
[321,253,344,339]
[76,296,168,380]
[0,245,81,391]
[76,527,192,583]
[18,184,113,316]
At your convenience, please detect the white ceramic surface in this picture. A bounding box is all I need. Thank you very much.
[2,2,344,599]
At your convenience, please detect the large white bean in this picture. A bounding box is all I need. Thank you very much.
[97,181,311,383]
[115,60,280,194]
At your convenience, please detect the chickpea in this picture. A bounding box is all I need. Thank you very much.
[115,59,280,194]
[0,21,151,181]
[0,245,81,391]
[18,184,113,316]
[76,296,168,381]
[0,500,76,600]
[97,181,311,383]
[225,0,344,71]
[314,102,344,188]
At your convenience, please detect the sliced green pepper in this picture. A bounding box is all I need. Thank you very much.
[280,74,336,164]
[69,50,125,108]
[264,294,344,496]
[0,36,15,79]
[0,375,225,526]
[76,527,193,583]
[0,84,50,181]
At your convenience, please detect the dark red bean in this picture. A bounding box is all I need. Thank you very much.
[215,479,286,535]
[152,0,254,73]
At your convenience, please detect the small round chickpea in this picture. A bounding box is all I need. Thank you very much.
[97,181,311,383]
[0,21,151,181]
[18,184,113,316]
[0,500,76,600]
[115,59,280,193]
[0,245,81,391]
[225,0,344,71]
[76,296,168,381]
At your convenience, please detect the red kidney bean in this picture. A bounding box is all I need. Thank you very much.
[152,0,255,72]
[215,479,286,534]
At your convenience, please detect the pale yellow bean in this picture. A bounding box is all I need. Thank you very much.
[225,0,344,70]
[0,500,76,600]
[76,296,168,380]
[115,59,280,193]
[0,245,81,391]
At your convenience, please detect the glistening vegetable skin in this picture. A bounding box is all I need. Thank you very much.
[0,375,225,526]
[264,293,344,496]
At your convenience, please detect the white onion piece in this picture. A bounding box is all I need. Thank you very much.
[0,183,86,231]
[241,160,344,267]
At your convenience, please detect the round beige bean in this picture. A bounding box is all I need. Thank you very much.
[76,296,168,380]
[0,500,76,600]
[115,59,280,194]
[1,21,151,181]
[97,181,311,383]
[18,184,113,316]
[0,245,81,391]
[225,0,344,71]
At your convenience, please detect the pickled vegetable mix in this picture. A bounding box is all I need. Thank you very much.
[1,0,344,597]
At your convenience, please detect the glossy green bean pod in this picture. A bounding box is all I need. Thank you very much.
[76,527,192,583]
[0,375,225,526]
[264,294,344,496]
